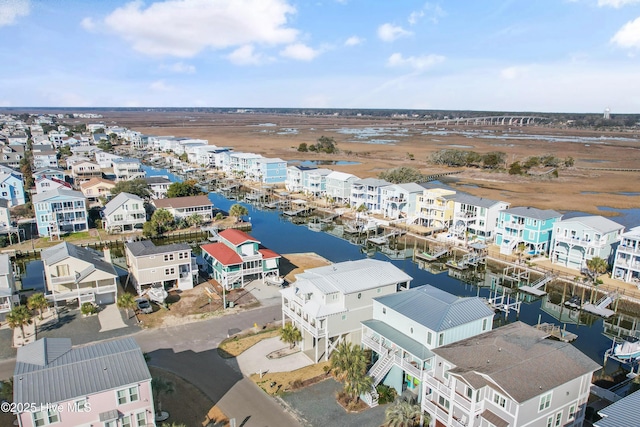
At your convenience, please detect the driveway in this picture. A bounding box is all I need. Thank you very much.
[236,336,312,377]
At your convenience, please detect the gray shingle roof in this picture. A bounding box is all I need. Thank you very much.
[454,193,506,209]
[374,285,494,332]
[560,215,624,234]
[432,322,601,403]
[595,389,640,427]
[14,337,151,405]
[125,240,190,257]
[501,206,562,220]
[103,192,143,217]
[354,177,392,187]
[144,176,172,185]
[295,259,412,295]
[41,242,116,278]
[32,188,84,203]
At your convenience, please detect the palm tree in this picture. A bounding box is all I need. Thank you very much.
[6,306,33,339]
[229,204,248,223]
[586,256,608,285]
[330,341,370,402]
[152,376,175,417]
[117,293,137,319]
[279,323,302,349]
[27,293,48,320]
[384,399,423,427]
[345,370,372,403]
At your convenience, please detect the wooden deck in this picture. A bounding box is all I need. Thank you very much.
[534,322,578,342]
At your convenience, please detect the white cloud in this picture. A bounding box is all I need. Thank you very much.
[386,53,445,71]
[227,45,269,65]
[500,66,529,80]
[408,3,445,25]
[163,62,196,74]
[344,36,364,46]
[98,0,298,57]
[150,80,172,91]
[280,43,320,61]
[80,17,96,31]
[0,0,30,27]
[598,0,640,7]
[377,23,412,42]
[611,16,640,49]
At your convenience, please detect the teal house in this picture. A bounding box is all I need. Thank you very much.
[201,229,281,290]
[495,207,562,255]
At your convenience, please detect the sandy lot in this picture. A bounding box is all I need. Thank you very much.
[87,112,640,216]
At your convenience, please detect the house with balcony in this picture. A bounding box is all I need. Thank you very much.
[41,242,118,304]
[0,169,25,206]
[35,176,72,194]
[102,192,146,233]
[612,226,640,285]
[32,147,58,169]
[415,188,457,229]
[252,157,287,184]
[350,178,392,214]
[422,321,599,427]
[0,144,24,168]
[201,229,281,290]
[145,176,172,199]
[33,167,65,182]
[302,168,332,197]
[80,177,116,204]
[286,165,316,193]
[550,215,624,271]
[33,189,88,239]
[451,194,510,242]
[495,207,562,255]
[151,195,214,222]
[112,157,145,182]
[13,337,155,427]
[380,183,425,221]
[325,171,359,205]
[70,160,102,185]
[125,240,197,294]
[0,199,11,232]
[223,152,263,178]
[280,259,412,363]
[0,253,18,319]
[360,285,494,406]
[94,150,123,168]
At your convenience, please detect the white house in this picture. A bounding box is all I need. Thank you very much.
[102,192,146,233]
[612,226,640,285]
[380,182,425,221]
[94,150,123,168]
[350,178,392,214]
[112,157,145,181]
[280,259,412,363]
[0,253,18,317]
[144,176,172,199]
[35,176,72,194]
[550,215,624,271]
[452,194,511,242]
[151,195,214,222]
[422,321,600,427]
[285,165,316,193]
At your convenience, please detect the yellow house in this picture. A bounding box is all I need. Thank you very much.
[415,188,456,229]
[80,177,116,203]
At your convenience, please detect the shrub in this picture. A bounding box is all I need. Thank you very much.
[81,302,98,315]
[376,384,397,404]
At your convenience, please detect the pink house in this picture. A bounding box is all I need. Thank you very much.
[13,337,155,427]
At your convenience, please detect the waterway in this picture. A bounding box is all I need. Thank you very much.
[18,165,639,373]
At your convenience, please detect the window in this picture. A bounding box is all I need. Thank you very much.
[427,331,432,345]
[382,308,386,315]
[122,415,132,427]
[135,412,147,427]
[437,395,450,410]
[554,412,562,427]
[438,333,444,346]
[546,416,554,427]
[357,293,361,299]
[74,398,86,411]
[33,409,59,426]
[342,314,347,320]
[482,318,488,331]
[164,254,174,261]
[104,421,117,427]
[539,392,552,411]
[466,387,473,399]
[567,404,577,421]
[165,268,175,275]
[443,363,450,380]
[117,386,139,405]
[493,392,506,408]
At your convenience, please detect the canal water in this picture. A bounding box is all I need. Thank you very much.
[18,165,640,373]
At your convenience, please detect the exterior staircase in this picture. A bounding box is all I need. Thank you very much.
[500,238,518,255]
[596,292,617,310]
[368,352,395,386]
[530,273,555,290]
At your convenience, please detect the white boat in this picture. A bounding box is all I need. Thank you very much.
[265,275,285,286]
[146,286,169,304]
[613,339,640,360]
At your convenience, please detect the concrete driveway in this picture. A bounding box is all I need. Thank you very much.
[236,336,312,377]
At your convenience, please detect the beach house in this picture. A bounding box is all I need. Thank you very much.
[451,194,510,242]
[612,226,640,285]
[495,207,562,255]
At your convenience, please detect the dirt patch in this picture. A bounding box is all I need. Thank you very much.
[149,366,228,427]
[251,361,332,395]
[281,253,332,282]
[217,327,280,358]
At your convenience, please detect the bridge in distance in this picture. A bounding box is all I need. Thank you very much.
[401,115,550,127]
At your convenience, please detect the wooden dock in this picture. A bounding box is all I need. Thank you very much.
[534,322,577,342]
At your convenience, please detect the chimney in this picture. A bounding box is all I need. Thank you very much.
[103,245,112,264]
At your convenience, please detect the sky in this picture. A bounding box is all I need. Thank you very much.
[1,0,640,113]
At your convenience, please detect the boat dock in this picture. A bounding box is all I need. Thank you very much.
[534,322,578,342]
[519,273,555,297]
[485,289,521,316]
[415,246,450,262]
[582,292,617,318]
[368,230,405,245]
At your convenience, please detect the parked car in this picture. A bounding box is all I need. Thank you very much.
[136,298,153,314]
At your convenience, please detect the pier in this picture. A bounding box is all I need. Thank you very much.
[534,322,578,343]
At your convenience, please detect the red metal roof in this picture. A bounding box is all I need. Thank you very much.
[219,229,259,246]
[200,243,242,265]
[258,248,281,259]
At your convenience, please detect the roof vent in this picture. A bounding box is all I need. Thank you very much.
[487,359,490,364]
[498,348,502,352]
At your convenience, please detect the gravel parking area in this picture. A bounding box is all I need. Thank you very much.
[280,378,388,427]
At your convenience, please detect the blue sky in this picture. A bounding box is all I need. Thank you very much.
[1,0,640,112]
